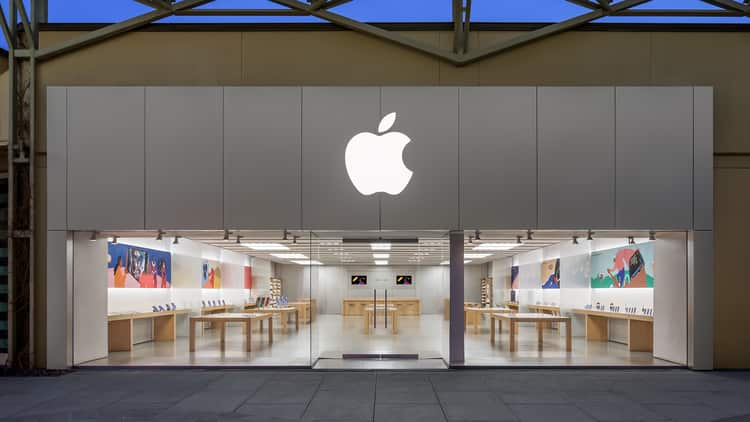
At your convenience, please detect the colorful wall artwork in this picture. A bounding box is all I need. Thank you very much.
[396,275,412,286]
[591,242,655,288]
[244,266,253,290]
[541,258,560,289]
[107,243,171,288]
[201,260,222,289]
[511,266,520,289]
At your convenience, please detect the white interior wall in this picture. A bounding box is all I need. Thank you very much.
[72,233,108,365]
[277,263,485,315]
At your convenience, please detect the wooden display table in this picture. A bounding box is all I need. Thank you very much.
[363,305,399,335]
[297,298,317,318]
[200,305,234,334]
[527,304,561,329]
[504,301,520,311]
[107,309,190,352]
[243,303,257,311]
[464,306,514,334]
[490,313,572,352]
[289,301,313,324]
[189,313,273,353]
[572,309,654,352]
[444,299,480,320]
[343,298,420,316]
[252,307,300,332]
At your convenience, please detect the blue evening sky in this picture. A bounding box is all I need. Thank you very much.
[1,0,747,49]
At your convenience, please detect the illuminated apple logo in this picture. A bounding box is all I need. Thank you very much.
[345,112,413,196]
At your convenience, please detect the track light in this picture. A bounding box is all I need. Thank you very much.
[89,231,97,241]
[156,230,163,241]
[223,229,230,241]
[293,235,298,244]
[628,236,635,245]
[516,235,523,244]
[468,235,473,244]
[649,231,656,241]
[112,235,119,244]
[526,230,534,241]
[475,230,481,240]
[282,230,289,241]
[236,235,242,244]
[572,236,579,245]
[587,230,594,241]
[173,236,180,245]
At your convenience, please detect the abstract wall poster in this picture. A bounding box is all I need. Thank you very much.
[541,258,560,289]
[108,243,171,288]
[201,260,222,289]
[591,242,655,288]
[244,266,253,290]
[351,275,367,285]
[511,266,520,289]
[396,275,412,286]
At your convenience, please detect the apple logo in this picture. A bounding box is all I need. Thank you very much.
[345,112,413,196]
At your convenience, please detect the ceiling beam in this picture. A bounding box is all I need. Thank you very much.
[18,0,214,61]
[701,0,749,13]
[458,0,651,65]
[176,8,307,16]
[270,0,460,63]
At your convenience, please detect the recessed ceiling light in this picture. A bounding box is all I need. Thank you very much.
[464,253,492,259]
[371,242,391,251]
[271,253,308,259]
[291,260,323,265]
[374,260,388,265]
[440,260,472,265]
[243,243,289,251]
[373,253,390,259]
[473,243,517,251]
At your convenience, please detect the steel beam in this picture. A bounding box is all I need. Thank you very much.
[13,0,33,48]
[270,0,459,63]
[701,0,749,13]
[176,8,307,16]
[28,0,214,61]
[459,0,652,65]
[565,0,600,9]
[0,5,14,49]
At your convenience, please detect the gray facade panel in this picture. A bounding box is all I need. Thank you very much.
[693,87,714,231]
[67,87,145,230]
[615,87,694,230]
[145,87,223,229]
[47,87,68,231]
[380,87,459,229]
[538,87,616,229]
[224,87,302,229]
[459,86,537,229]
[301,87,380,230]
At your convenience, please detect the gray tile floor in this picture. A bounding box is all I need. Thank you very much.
[1,369,749,421]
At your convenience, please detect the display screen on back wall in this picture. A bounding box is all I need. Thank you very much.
[396,275,412,286]
[351,275,367,285]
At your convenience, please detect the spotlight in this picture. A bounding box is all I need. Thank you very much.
[282,230,289,241]
[223,229,230,241]
[649,231,656,241]
[156,230,163,241]
[89,231,97,241]
[572,236,579,245]
[236,235,242,244]
[173,236,180,245]
[468,235,473,244]
[475,230,481,241]
[516,235,523,244]
[112,235,119,244]
[293,235,298,244]
[526,230,534,241]
[587,230,594,241]
[628,236,635,245]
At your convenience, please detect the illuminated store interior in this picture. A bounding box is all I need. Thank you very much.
[71,229,688,369]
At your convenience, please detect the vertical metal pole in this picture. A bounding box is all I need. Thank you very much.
[449,231,465,365]
[7,0,17,368]
[372,289,376,329]
[384,289,387,328]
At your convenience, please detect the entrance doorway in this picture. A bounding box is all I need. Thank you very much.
[309,231,450,369]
